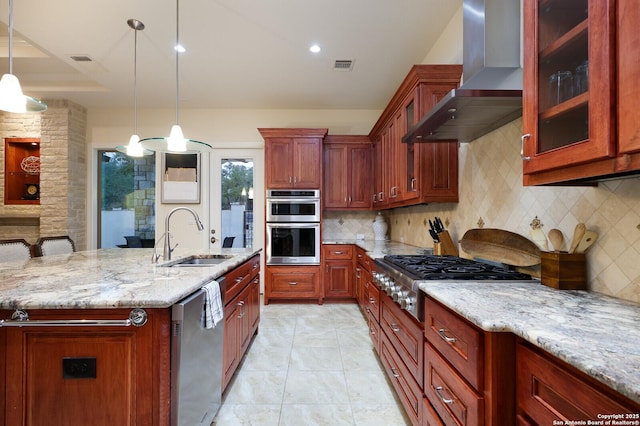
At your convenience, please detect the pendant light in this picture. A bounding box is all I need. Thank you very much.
[139,0,212,154]
[115,19,152,157]
[0,0,47,113]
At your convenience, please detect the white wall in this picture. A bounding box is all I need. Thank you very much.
[86,107,381,250]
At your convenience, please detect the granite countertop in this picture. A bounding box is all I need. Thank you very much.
[418,280,640,405]
[0,248,261,310]
[323,239,424,259]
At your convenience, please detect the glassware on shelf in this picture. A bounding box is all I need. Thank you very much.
[574,60,589,95]
[549,71,573,106]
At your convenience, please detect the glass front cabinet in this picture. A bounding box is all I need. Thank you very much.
[522,0,616,185]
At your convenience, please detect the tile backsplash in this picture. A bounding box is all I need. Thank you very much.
[325,118,640,304]
[390,118,640,303]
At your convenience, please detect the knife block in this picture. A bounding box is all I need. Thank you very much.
[540,251,586,290]
[436,231,459,256]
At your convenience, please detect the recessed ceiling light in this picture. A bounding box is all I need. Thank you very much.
[309,44,321,54]
[174,44,186,53]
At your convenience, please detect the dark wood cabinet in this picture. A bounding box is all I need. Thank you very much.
[2,308,171,426]
[521,0,640,185]
[3,138,40,205]
[222,255,261,392]
[322,135,373,210]
[322,244,355,299]
[423,297,516,426]
[516,341,640,424]
[259,128,327,189]
[264,265,321,304]
[369,65,461,208]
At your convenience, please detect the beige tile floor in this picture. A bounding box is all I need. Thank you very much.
[213,302,411,425]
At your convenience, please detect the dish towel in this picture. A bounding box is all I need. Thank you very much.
[202,280,223,329]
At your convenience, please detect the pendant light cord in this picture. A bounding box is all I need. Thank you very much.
[175,0,180,126]
[8,0,14,75]
[133,25,138,134]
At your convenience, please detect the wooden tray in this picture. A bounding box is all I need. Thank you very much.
[459,228,541,267]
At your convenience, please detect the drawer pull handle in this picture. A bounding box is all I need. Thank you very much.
[369,297,376,304]
[369,328,376,335]
[435,386,454,405]
[333,251,343,255]
[235,275,245,283]
[390,324,400,333]
[438,328,456,343]
[289,281,298,285]
[390,367,400,378]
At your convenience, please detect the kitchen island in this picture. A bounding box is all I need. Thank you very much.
[0,248,261,426]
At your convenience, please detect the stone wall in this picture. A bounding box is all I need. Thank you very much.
[0,100,87,249]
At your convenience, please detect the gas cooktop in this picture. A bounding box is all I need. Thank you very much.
[381,254,532,281]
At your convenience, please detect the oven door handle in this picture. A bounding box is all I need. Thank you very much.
[267,222,320,228]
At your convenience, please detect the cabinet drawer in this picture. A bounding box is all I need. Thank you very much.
[425,342,483,426]
[381,333,422,426]
[356,247,373,273]
[363,280,380,323]
[367,315,381,354]
[323,244,354,260]
[268,270,318,295]
[423,397,444,426]
[224,255,260,304]
[517,342,639,424]
[381,295,423,386]
[425,297,483,391]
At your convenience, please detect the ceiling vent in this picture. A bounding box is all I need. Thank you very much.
[70,55,93,62]
[333,60,354,71]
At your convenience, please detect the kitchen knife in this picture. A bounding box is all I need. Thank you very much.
[429,229,440,242]
[435,217,445,232]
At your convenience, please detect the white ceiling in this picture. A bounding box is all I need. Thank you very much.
[0,0,462,110]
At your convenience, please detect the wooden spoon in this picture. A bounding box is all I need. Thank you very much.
[576,230,598,253]
[548,229,564,252]
[569,223,586,253]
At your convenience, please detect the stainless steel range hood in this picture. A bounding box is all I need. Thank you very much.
[404,0,523,143]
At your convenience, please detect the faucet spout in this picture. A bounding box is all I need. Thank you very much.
[163,207,205,261]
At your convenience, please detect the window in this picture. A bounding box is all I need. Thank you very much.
[97,150,156,248]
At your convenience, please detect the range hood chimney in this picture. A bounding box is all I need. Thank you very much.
[404,0,523,143]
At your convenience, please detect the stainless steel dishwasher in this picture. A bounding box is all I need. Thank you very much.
[170,280,225,426]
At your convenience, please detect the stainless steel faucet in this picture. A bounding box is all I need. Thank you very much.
[163,207,205,261]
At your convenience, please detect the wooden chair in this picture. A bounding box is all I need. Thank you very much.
[35,236,76,257]
[0,239,33,263]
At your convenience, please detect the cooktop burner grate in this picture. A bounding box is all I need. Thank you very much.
[383,254,532,281]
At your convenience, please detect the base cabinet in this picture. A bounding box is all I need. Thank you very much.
[423,297,516,426]
[264,265,321,304]
[323,244,355,299]
[516,341,640,424]
[2,308,171,426]
[222,255,261,392]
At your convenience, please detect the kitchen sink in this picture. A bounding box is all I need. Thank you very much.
[166,254,234,267]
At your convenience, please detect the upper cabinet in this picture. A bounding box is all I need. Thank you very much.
[4,138,41,205]
[522,0,640,185]
[617,0,640,155]
[369,65,462,208]
[323,135,372,210]
[259,128,327,189]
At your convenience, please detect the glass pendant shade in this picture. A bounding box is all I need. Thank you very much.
[0,74,27,113]
[126,134,143,156]
[167,124,187,152]
[0,0,47,113]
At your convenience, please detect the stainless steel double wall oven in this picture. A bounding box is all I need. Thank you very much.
[265,189,321,265]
